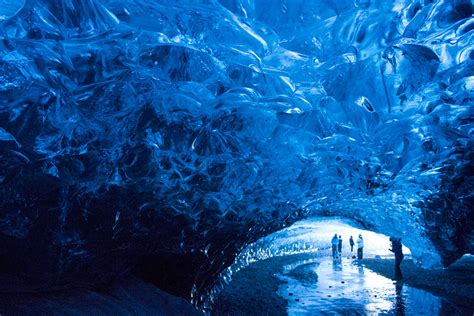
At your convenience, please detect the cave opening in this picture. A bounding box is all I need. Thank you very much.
[210,217,413,301]
[0,0,473,314]
[227,217,412,269]
[211,217,472,315]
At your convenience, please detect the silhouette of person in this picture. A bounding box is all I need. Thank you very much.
[338,235,343,255]
[349,236,354,252]
[390,237,404,280]
[357,234,364,259]
[331,234,339,259]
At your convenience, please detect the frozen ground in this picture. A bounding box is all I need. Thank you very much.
[213,253,474,315]
[278,257,464,315]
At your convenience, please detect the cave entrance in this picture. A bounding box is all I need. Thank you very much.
[212,218,470,315]
[230,217,411,271]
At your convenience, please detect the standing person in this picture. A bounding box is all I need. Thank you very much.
[338,235,343,255]
[390,237,404,280]
[349,236,354,253]
[357,234,364,259]
[331,234,339,259]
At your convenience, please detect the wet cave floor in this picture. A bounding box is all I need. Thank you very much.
[213,253,474,315]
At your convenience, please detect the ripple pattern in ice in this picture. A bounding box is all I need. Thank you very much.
[0,0,472,308]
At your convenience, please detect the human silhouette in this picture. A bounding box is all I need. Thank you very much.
[331,234,339,258]
[390,237,404,280]
[357,234,364,259]
[349,236,354,252]
[338,235,343,255]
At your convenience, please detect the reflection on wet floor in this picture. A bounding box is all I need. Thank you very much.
[276,257,461,315]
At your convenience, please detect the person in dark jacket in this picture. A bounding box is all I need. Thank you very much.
[389,237,404,280]
[349,236,354,252]
[338,235,343,255]
[357,234,364,259]
[331,234,339,259]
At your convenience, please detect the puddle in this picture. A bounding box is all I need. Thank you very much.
[277,257,464,315]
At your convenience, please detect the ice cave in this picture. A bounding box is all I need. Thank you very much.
[0,0,472,315]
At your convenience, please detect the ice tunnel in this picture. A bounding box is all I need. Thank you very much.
[211,217,414,304]
[0,0,473,311]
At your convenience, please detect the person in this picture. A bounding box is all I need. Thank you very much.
[338,235,343,255]
[331,234,339,259]
[357,234,364,259]
[349,236,354,252]
[390,237,404,280]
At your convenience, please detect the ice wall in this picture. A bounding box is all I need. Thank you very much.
[0,0,473,308]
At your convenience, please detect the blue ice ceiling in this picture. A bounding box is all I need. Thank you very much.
[0,0,473,307]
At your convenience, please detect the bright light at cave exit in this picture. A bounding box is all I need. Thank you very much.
[305,218,411,256]
[257,217,412,257]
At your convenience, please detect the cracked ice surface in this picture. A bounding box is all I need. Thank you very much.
[0,0,473,307]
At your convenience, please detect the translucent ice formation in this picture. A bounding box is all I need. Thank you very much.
[0,0,472,309]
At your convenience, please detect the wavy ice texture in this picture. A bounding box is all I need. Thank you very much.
[0,0,473,310]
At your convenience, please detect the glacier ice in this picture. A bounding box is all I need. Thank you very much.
[0,0,473,309]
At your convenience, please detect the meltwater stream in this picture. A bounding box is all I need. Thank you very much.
[277,257,461,315]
